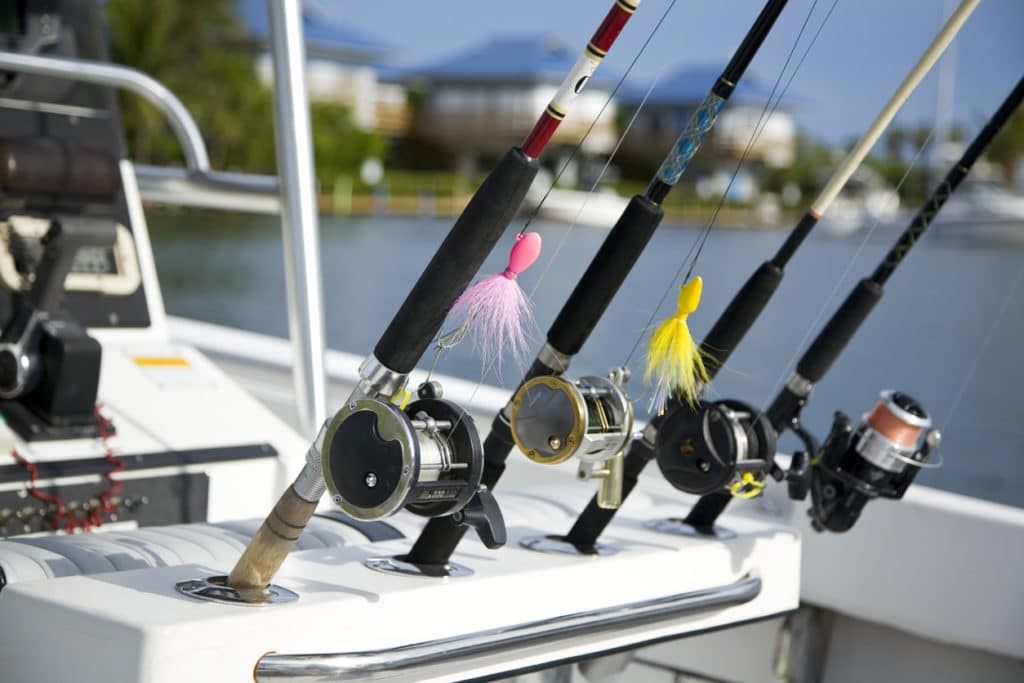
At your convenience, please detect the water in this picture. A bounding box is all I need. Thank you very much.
[149,211,1024,509]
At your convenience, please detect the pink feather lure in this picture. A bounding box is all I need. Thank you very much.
[448,232,542,373]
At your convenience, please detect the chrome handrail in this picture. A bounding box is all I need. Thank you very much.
[265,0,327,435]
[254,576,762,681]
[0,50,281,203]
[0,49,210,173]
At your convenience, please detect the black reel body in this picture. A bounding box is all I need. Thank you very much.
[791,390,938,533]
[655,399,776,496]
[322,382,504,548]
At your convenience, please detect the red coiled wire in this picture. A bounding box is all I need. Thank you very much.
[10,405,125,534]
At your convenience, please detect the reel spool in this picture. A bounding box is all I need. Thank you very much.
[791,390,940,533]
[654,399,776,497]
[322,381,505,548]
[509,368,633,508]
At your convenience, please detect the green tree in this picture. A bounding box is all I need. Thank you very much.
[105,0,275,171]
[986,107,1024,183]
[104,0,387,181]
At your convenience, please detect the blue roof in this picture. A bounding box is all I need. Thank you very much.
[237,0,390,61]
[622,65,785,107]
[405,35,616,87]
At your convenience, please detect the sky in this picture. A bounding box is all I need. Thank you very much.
[329,0,1023,145]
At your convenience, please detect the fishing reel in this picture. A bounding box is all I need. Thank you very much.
[786,390,940,533]
[654,398,777,498]
[509,367,633,508]
[321,381,505,549]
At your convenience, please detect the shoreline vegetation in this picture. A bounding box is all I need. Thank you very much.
[314,190,792,228]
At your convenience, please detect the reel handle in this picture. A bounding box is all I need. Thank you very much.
[453,489,506,550]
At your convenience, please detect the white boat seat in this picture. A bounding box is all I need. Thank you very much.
[0,515,401,587]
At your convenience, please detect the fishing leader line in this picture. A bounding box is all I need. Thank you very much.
[939,262,1024,430]
[620,0,836,386]
[527,46,678,301]
[519,0,681,239]
[426,0,681,385]
[744,127,935,443]
[682,0,840,285]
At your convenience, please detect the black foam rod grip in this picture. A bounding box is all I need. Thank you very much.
[796,278,882,384]
[547,195,664,355]
[374,148,539,373]
[564,437,656,547]
[701,261,783,380]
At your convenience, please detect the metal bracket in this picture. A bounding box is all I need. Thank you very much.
[175,575,299,606]
[519,534,621,557]
[363,555,474,579]
[644,517,737,540]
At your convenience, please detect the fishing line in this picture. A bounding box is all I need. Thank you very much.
[428,0,680,386]
[683,0,840,283]
[430,0,685,437]
[528,57,676,300]
[749,127,935,440]
[518,0,680,238]
[940,261,1024,429]
[621,0,835,372]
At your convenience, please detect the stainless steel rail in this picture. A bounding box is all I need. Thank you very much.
[255,577,762,681]
[0,49,210,173]
[265,0,327,436]
[0,50,281,205]
[132,165,280,214]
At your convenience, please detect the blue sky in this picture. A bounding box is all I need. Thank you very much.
[330,0,1023,144]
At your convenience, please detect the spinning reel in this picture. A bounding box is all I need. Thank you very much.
[321,381,505,549]
[652,388,939,534]
[786,390,940,532]
[509,367,633,508]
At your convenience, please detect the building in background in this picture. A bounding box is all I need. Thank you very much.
[237,0,409,136]
[402,35,619,178]
[618,65,795,200]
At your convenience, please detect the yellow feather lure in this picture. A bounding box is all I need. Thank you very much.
[645,276,709,413]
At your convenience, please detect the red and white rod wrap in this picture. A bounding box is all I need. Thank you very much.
[521,0,640,158]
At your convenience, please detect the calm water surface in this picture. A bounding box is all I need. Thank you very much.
[149,211,1024,509]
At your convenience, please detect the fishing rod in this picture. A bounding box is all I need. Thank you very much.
[223,0,644,592]
[403,0,793,571]
[675,73,1024,534]
[564,0,980,550]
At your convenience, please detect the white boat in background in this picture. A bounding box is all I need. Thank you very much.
[817,169,901,238]
[929,179,1024,242]
[523,170,631,228]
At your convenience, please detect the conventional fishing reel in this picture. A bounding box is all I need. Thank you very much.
[321,381,505,549]
[786,390,940,533]
[654,398,777,499]
[509,367,633,508]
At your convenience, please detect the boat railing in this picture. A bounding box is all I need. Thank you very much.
[0,50,282,212]
[253,577,762,681]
